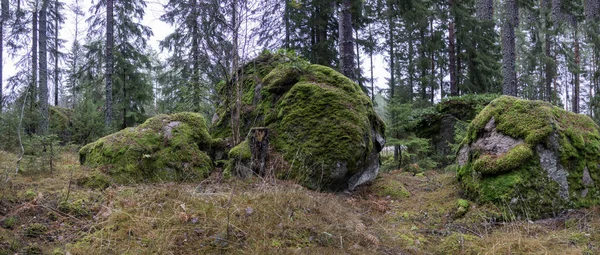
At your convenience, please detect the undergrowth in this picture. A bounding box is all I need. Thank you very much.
[0,149,598,254]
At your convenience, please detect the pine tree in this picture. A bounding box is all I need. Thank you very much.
[39,0,49,134]
[338,0,355,80]
[502,0,518,96]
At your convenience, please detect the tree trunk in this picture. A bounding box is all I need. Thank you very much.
[105,0,114,128]
[419,27,427,101]
[448,0,458,96]
[53,0,59,106]
[573,23,580,113]
[231,0,241,145]
[32,4,38,117]
[0,0,7,113]
[502,0,518,96]
[284,0,290,49]
[355,28,362,89]
[476,0,493,20]
[388,5,395,99]
[191,0,200,111]
[338,0,355,80]
[39,0,49,135]
[249,127,269,177]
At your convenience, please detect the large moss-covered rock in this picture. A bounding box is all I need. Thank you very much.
[213,51,385,191]
[79,112,213,183]
[457,96,600,219]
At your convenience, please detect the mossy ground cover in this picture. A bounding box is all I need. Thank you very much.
[2,149,599,254]
[458,96,600,219]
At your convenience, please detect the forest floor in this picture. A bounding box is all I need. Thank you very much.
[0,148,599,254]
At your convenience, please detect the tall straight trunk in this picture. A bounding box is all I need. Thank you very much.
[368,23,375,102]
[122,72,127,129]
[53,0,59,106]
[0,0,7,113]
[355,28,362,89]
[32,4,38,115]
[573,24,580,113]
[231,0,241,144]
[338,0,355,80]
[408,33,414,100]
[419,27,427,100]
[191,0,200,111]
[502,0,518,96]
[388,11,395,99]
[105,0,114,128]
[284,0,290,49]
[39,0,49,134]
[476,0,493,20]
[543,0,554,102]
[448,0,458,96]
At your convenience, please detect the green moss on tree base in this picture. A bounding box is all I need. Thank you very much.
[79,112,213,183]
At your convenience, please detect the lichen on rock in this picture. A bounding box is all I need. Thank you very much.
[212,51,385,191]
[79,112,213,183]
[457,96,600,219]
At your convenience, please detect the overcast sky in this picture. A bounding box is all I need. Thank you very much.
[1,0,390,104]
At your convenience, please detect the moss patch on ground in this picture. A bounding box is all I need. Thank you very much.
[1,149,599,254]
[212,51,384,190]
[458,96,600,219]
[79,112,213,184]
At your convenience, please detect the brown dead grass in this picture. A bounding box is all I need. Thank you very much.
[0,150,599,254]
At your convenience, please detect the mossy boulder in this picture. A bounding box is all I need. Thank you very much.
[212,51,385,191]
[457,96,600,219]
[410,94,499,165]
[79,112,213,183]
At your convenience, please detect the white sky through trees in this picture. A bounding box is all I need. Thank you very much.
[0,0,390,105]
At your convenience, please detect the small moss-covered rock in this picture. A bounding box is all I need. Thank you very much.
[458,96,600,220]
[212,51,385,190]
[79,112,213,183]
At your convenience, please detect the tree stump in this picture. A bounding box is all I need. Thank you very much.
[249,127,269,177]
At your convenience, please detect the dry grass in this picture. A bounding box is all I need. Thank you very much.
[1,149,599,254]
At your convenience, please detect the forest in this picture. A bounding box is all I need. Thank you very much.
[1,0,600,254]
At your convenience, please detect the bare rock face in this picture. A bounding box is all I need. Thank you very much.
[458,96,600,220]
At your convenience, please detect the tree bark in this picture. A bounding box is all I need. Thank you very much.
[39,0,49,134]
[231,0,241,145]
[573,23,580,113]
[250,127,269,177]
[53,0,59,106]
[476,0,493,20]
[105,0,114,128]
[0,0,7,113]
[32,3,38,117]
[338,0,355,80]
[191,0,200,112]
[544,0,554,102]
[502,0,518,96]
[448,0,458,96]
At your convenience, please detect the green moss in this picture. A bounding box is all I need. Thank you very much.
[212,51,385,190]
[371,177,410,200]
[435,233,480,255]
[229,140,251,160]
[473,144,533,175]
[2,216,19,229]
[79,112,213,183]
[76,171,110,190]
[25,223,47,238]
[459,96,600,219]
